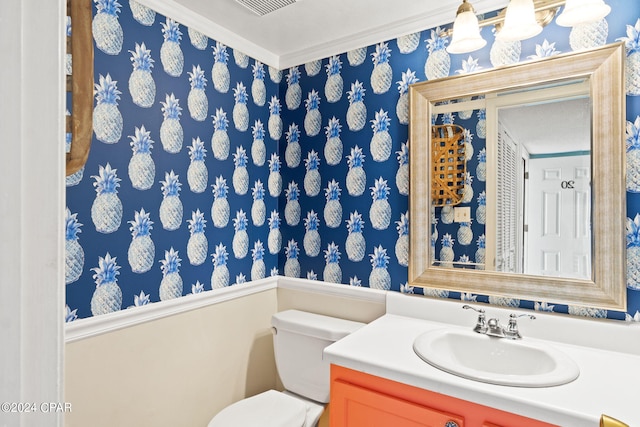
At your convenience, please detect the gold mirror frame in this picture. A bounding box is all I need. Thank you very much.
[409,43,626,311]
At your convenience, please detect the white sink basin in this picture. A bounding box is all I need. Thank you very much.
[413,328,579,387]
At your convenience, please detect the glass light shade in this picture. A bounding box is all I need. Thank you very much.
[496,0,542,41]
[447,10,487,54]
[556,0,611,27]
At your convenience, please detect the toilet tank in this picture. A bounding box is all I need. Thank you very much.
[271,310,364,403]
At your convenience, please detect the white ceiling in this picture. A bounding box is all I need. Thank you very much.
[141,0,507,69]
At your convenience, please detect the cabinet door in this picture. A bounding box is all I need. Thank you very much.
[332,379,464,427]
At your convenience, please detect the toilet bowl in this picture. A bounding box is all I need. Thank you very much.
[208,310,364,427]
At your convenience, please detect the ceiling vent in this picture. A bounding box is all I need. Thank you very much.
[235,0,297,16]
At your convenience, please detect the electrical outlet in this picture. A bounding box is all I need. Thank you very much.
[454,206,470,223]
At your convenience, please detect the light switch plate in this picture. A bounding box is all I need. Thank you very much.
[454,206,470,223]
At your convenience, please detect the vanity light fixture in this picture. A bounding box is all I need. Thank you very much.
[446,0,612,54]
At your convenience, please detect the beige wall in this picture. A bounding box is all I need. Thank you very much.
[65,289,278,427]
[65,281,386,426]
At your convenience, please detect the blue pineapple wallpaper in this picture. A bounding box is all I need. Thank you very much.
[66,0,640,321]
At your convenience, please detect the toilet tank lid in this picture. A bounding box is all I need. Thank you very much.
[272,310,365,341]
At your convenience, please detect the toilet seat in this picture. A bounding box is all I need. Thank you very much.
[208,390,307,427]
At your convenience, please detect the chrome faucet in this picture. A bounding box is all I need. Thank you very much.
[463,305,535,340]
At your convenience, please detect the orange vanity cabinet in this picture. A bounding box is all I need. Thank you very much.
[330,365,557,427]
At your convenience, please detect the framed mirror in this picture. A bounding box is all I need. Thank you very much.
[409,43,626,310]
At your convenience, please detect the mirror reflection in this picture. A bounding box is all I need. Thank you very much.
[430,79,593,281]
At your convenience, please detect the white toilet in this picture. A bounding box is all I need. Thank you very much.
[208,310,364,427]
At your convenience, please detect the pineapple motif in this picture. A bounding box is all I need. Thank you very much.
[305,59,322,77]
[304,150,321,197]
[270,267,279,277]
[369,178,391,230]
[425,27,450,80]
[527,39,561,60]
[324,117,343,166]
[188,27,208,50]
[476,109,486,139]
[160,18,184,77]
[187,137,208,193]
[346,211,366,262]
[570,18,608,51]
[211,108,230,160]
[127,208,155,273]
[93,74,123,144]
[441,205,454,224]
[285,67,302,110]
[251,240,266,281]
[190,281,205,295]
[488,296,520,307]
[324,180,342,228]
[128,125,155,191]
[397,31,420,54]
[395,212,409,267]
[211,176,230,228]
[233,82,250,132]
[251,120,266,166]
[346,145,366,196]
[212,42,230,93]
[307,271,318,281]
[370,42,392,94]
[618,19,640,96]
[252,61,267,107]
[284,240,301,278]
[347,47,367,66]
[187,65,208,121]
[534,302,556,312]
[370,109,392,162]
[91,163,122,233]
[268,210,282,255]
[234,48,249,68]
[440,234,455,268]
[232,146,249,195]
[369,246,391,290]
[251,180,266,226]
[128,43,155,108]
[457,220,473,246]
[269,66,282,83]
[463,128,474,161]
[475,234,486,270]
[490,28,521,67]
[400,283,415,294]
[66,17,72,76]
[185,209,209,266]
[159,93,183,154]
[159,248,182,300]
[129,0,155,26]
[232,210,249,259]
[235,273,247,286]
[65,305,78,323]
[93,0,123,55]
[304,90,322,137]
[90,253,123,316]
[567,306,607,318]
[268,96,283,141]
[454,57,481,120]
[476,148,487,182]
[462,172,474,203]
[350,276,362,287]
[396,69,419,125]
[627,214,640,289]
[323,243,342,284]
[268,153,282,197]
[303,211,321,257]
[285,123,302,168]
[396,142,409,195]
[476,191,487,225]
[159,171,183,231]
[346,81,367,131]
[65,208,84,284]
[325,55,343,103]
[627,117,640,192]
[211,244,230,289]
[285,182,301,226]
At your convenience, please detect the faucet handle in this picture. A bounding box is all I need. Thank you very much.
[506,313,536,339]
[462,305,487,333]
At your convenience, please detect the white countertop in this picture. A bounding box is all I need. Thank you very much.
[324,293,640,426]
